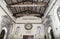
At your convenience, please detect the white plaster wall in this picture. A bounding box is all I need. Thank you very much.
[0,0,16,22]
[16,16,42,23]
[0,7,7,33]
[42,0,56,21]
[11,16,44,39]
[12,24,44,38]
[44,0,60,39]
[0,0,16,33]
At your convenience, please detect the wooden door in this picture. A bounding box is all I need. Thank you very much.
[23,35,34,39]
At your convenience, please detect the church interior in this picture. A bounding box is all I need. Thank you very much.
[0,0,60,39]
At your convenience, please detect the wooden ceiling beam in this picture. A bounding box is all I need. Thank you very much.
[13,13,44,18]
[7,2,48,6]
[7,4,47,8]
[7,1,36,5]
[13,10,44,18]
[13,10,41,14]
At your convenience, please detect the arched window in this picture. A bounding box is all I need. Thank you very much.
[50,29,55,39]
[57,7,60,20]
[0,30,5,39]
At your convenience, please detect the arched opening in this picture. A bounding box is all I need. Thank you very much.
[0,30,5,39]
[48,27,55,39]
[0,27,7,39]
[44,35,47,39]
[50,29,55,39]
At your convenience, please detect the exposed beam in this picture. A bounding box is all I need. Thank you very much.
[7,1,47,5]
[13,10,44,18]
[16,13,43,18]
[13,10,41,14]
[13,13,43,18]
[7,2,48,7]
[7,4,46,8]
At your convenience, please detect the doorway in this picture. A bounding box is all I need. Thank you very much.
[48,27,55,39]
[50,29,55,39]
[23,35,34,39]
[0,27,7,39]
[0,30,5,39]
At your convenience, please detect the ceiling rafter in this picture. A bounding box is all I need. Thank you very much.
[13,13,43,18]
[13,10,43,17]
[14,14,42,18]
[5,0,48,5]
[13,10,41,14]
[4,0,50,18]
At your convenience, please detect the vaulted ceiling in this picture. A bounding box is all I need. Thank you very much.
[4,0,50,18]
